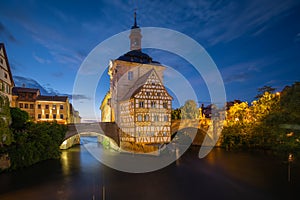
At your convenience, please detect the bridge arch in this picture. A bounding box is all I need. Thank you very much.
[60,131,119,151]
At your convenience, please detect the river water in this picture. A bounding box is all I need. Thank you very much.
[0,136,299,200]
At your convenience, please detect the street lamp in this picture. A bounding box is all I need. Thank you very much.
[288,153,294,182]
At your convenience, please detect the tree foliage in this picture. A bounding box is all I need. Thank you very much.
[0,95,12,147]
[171,108,181,120]
[10,107,29,131]
[181,100,199,119]
[221,82,300,157]
[255,85,276,99]
[8,122,67,170]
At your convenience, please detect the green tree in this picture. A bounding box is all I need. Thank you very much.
[10,107,29,131]
[225,101,250,125]
[262,82,300,156]
[0,95,12,147]
[255,85,276,99]
[221,83,300,154]
[181,100,199,119]
[171,108,181,120]
[8,122,67,170]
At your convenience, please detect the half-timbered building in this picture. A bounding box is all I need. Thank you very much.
[100,12,172,152]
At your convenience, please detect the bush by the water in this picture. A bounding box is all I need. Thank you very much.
[7,108,67,170]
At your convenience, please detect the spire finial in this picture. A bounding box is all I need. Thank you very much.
[132,9,139,29]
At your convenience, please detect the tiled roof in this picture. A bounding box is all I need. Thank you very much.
[12,87,40,95]
[36,95,68,102]
[117,50,160,64]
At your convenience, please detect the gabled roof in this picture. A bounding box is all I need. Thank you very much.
[0,43,15,86]
[36,95,68,102]
[12,87,40,95]
[120,69,154,101]
[120,69,172,101]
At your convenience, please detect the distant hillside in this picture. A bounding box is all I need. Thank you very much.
[13,76,61,96]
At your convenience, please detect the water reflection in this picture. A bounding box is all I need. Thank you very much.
[0,137,299,200]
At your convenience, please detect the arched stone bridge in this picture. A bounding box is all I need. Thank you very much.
[60,119,216,149]
[60,122,119,150]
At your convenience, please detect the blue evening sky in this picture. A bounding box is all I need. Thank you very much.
[1,0,300,121]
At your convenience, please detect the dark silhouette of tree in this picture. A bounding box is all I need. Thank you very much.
[255,85,276,99]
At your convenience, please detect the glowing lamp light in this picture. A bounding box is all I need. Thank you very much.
[288,153,294,162]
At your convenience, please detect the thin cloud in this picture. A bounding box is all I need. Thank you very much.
[71,94,91,101]
[295,33,300,42]
[0,22,17,42]
[33,52,51,64]
[222,60,262,84]
[51,71,64,78]
[136,0,299,46]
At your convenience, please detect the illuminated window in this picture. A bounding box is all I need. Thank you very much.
[151,101,156,108]
[128,71,133,80]
[144,114,149,121]
[53,104,56,110]
[139,101,144,108]
[137,114,142,122]
[164,115,169,122]
[163,102,168,109]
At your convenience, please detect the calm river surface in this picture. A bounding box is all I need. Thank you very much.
[0,136,299,200]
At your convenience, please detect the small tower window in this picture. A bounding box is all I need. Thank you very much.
[128,71,133,80]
